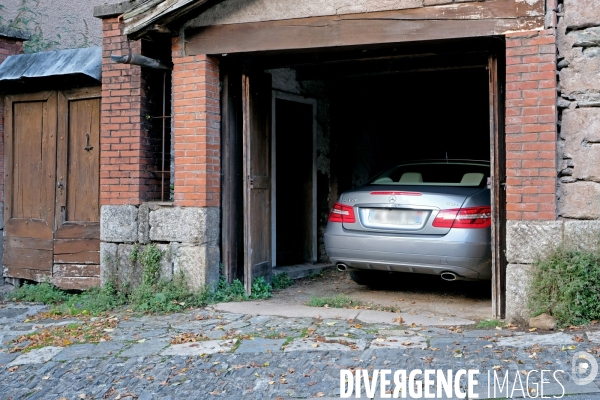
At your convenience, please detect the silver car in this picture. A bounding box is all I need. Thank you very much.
[324,160,492,285]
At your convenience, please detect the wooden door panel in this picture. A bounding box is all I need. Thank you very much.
[489,54,507,319]
[243,73,272,294]
[54,89,101,266]
[3,92,57,278]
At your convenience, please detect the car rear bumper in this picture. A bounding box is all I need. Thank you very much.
[324,224,492,280]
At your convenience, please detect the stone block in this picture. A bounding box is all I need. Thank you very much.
[100,242,118,286]
[564,0,600,29]
[559,54,600,103]
[100,205,138,243]
[571,26,600,47]
[506,263,535,324]
[564,220,600,251]
[117,244,144,289]
[558,182,600,219]
[156,243,174,281]
[137,203,150,244]
[173,244,220,291]
[149,206,220,244]
[506,221,564,264]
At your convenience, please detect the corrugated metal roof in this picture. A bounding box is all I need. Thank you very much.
[0,46,101,82]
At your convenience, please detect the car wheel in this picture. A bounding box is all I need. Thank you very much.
[349,270,384,287]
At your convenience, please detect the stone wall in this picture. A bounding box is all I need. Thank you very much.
[2,0,123,52]
[557,0,600,218]
[506,220,600,322]
[100,203,220,291]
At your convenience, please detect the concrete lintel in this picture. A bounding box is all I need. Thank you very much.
[93,0,147,18]
[0,27,31,41]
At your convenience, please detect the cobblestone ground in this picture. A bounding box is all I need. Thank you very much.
[2,302,600,399]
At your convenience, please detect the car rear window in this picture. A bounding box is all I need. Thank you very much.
[369,162,490,187]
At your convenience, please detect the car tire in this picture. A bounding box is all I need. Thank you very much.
[349,270,384,287]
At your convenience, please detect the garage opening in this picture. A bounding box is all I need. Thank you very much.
[273,95,317,267]
[220,39,505,316]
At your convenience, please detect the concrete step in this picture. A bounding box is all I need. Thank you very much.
[272,263,333,280]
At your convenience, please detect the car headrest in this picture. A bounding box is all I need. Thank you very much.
[460,173,484,186]
[399,172,423,183]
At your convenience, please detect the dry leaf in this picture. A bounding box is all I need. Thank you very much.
[315,392,325,397]
[8,366,18,372]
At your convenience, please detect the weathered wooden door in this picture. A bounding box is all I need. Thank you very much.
[3,88,101,288]
[489,54,507,319]
[53,89,101,288]
[3,92,58,281]
[242,73,272,294]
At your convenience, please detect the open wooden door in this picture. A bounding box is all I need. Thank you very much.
[3,92,58,281]
[53,88,101,288]
[221,71,245,283]
[489,54,507,319]
[242,72,272,294]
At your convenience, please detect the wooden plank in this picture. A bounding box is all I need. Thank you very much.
[243,72,273,294]
[52,264,100,278]
[4,237,53,251]
[53,223,100,240]
[51,276,100,290]
[3,247,53,270]
[123,0,211,36]
[66,98,101,222]
[221,72,245,283]
[54,239,100,254]
[186,16,544,56]
[489,54,507,319]
[3,266,51,281]
[5,220,53,239]
[54,252,100,264]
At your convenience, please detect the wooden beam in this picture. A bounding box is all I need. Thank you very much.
[123,0,211,36]
[187,15,543,55]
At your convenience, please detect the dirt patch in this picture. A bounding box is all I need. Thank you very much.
[269,268,492,322]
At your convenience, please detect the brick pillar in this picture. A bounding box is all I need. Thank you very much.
[505,29,558,221]
[100,17,156,206]
[171,39,221,207]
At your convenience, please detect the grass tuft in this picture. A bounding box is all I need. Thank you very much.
[307,294,400,313]
[272,272,294,290]
[528,245,600,327]
[476,319,505,329]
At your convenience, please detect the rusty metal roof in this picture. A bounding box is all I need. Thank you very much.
[0,46,101,83]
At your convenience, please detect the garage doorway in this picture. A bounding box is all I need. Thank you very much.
[271,92,317,267]
[221,41,505,317]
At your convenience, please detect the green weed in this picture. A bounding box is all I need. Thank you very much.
[528,245,600,327]
[307,294,400,312]
[13,282,67,304]
[476,319,505,329]
[272,272,294,290]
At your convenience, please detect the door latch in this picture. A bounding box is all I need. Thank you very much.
[84,134,93,152]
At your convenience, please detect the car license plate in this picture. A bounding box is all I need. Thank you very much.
[368,209,423,225]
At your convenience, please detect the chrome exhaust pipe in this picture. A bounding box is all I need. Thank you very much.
[440,272,458,281]
[337,263,348,272]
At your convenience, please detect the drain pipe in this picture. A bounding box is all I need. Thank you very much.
[110,51,172,70]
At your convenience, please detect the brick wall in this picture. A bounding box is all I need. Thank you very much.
[171,39,221,207]
[0,35,25,208]
[505,29,557,220]
[100,18,161,205]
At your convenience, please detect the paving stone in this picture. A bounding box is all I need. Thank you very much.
[235,338,286,353]
[8,346,64,366]
[284,337,367,352]
[494,332,578,348]
[0,352,18,365]
[161,339,237,356]
[0,308,28,319]
[118,338,170,358]
[370,336,427,349]
[202,330,227,340]
[54,342,125,361]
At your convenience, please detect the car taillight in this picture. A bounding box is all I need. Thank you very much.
[432,206,491,229]
[328,203,356,223]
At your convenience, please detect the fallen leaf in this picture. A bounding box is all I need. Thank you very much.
[529,328,537,332]
[562,345,577,351]
[8,366,18,372]
[315,392,325,397]
[312,343,319,348]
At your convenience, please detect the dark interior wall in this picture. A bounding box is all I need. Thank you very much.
[328,68,490,199]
